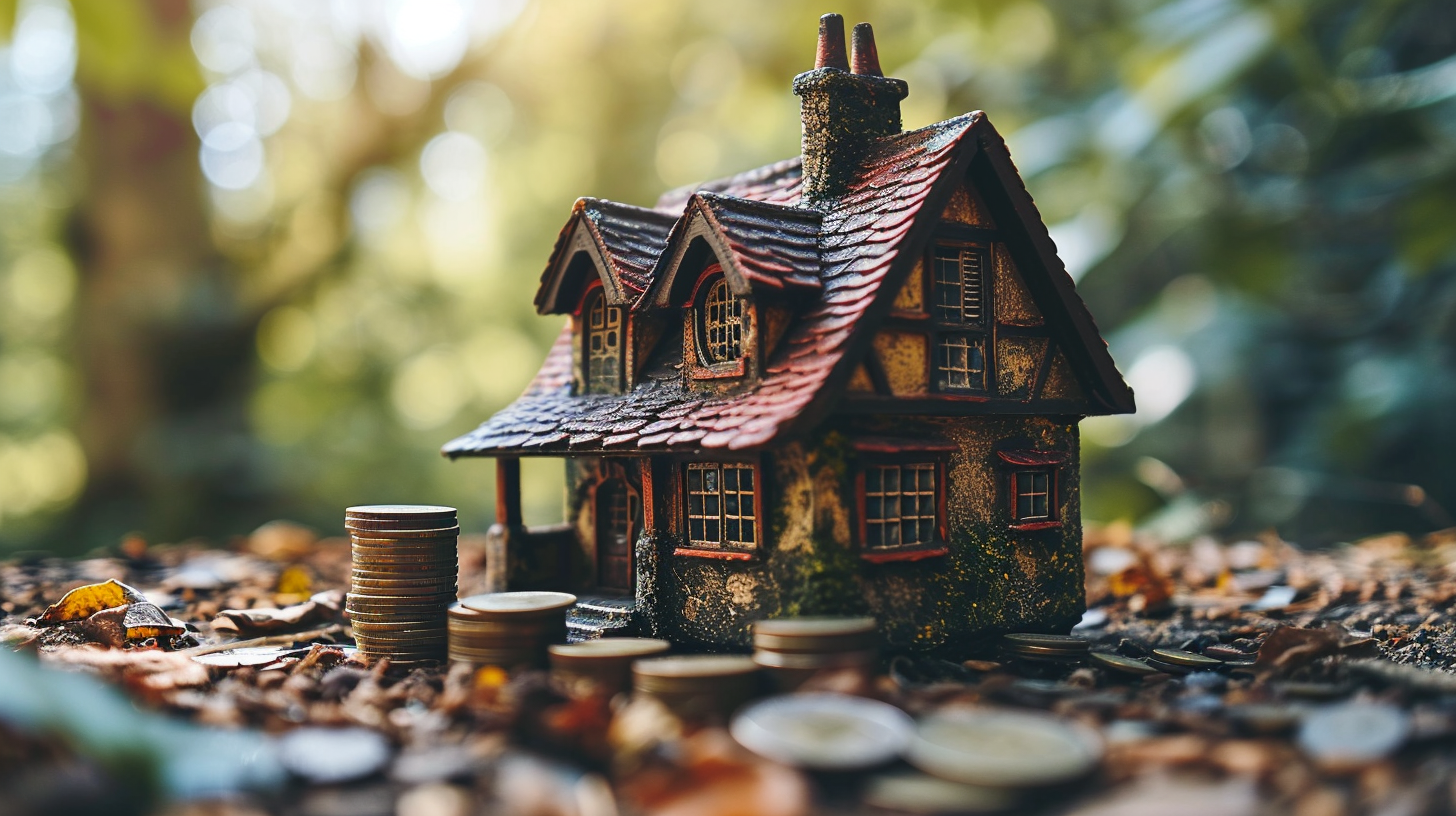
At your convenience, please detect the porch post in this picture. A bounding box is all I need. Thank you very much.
[496,456,522,527]
[485,456,523,592]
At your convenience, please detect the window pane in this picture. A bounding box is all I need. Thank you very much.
[701,278,744,364]
[936,334,985,393]
[863,463,938,548]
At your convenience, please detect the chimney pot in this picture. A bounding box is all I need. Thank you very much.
[814,13,849,71]
[850,23,882,76]
[794,15,908,205]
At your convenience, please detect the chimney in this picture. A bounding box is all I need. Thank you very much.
[793,14,908,205]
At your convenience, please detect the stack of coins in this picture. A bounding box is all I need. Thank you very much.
[1001,633,1090,673]
[345,505,459,666]
[752,617,879,690]
[549,638,672,694]
[448,592,576,669]
[1147,647,1222,675]
[632,655,760,720]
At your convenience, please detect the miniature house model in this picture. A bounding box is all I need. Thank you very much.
[444,15,1134,653]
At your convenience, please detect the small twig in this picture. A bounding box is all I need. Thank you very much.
[183,624,346,656]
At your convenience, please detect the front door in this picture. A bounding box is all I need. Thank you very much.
[595,474,640,594]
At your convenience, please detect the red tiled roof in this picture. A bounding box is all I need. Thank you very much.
[694,193,821,293]
[639,193,823,309]
[655,158,803,213]
[534,198,677,313]
[444,115,980,457]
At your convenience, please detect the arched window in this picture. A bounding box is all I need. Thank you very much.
[585,289,622,393]
[698,275,744,365]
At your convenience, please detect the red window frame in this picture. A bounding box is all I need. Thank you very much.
[997,449,1067,531]
[673,458,763,560]
[851,438,953,563]
[684,264,749,380]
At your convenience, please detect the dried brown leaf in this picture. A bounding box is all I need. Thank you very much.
[30,579,145,626]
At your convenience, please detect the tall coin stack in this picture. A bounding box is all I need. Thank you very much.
[345,505,459,667]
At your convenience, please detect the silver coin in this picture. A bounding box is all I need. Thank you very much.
[277,726,392,784]
[730,692,914,770]
[907,708,1103,787]
[862,772,1017,814]
[1297,701,1409,769]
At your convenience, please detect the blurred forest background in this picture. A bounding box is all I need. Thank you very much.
[0,0,1453,554]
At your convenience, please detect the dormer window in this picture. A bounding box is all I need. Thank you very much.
[584,288,623,394]
[694,267,746,370]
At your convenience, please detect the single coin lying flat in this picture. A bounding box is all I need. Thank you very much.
[862,771,1017,814]
[907,707,1103,787]
[731,692,914,770]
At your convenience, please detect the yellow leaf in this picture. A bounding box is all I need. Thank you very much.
[276,565,312,596]
[474,665,509,689]
[32,579,145,626]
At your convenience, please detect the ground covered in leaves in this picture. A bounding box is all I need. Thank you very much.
[5,522,1456,816]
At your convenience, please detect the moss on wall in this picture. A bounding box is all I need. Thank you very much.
[651,417,1086,657]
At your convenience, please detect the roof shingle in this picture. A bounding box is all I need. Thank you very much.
[444,115,979,457]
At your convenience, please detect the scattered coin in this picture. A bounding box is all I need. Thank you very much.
[634,654,760,719]
[549,638,671,694]
[277,726,393,783]
[907,707,1103,787]
[730,692,914,770]
[862,771,1018,814]
[1150,648,1222,671]
[1089,652,1159,677]
[1298,701,1410,770]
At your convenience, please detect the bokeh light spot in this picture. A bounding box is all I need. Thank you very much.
[257,306,318,373]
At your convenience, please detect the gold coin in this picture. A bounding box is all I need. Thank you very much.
[458,592,578,618]
[346,504,456,519]
[1002,633,1089,652]
[349,583,457,597]
[1089,652,1159,676]
[1150,648,1222,670]
[752,648,877,671]
[352,533,460,544]
[350,565,455,577]
[350,571,458,584]
[448,617,561,634]
[753,617,877,638]
[347,542,454,553]
[549,638,671,662]
[907,709,1103,787]
[346,520,460,534]
[754,632,879,654]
